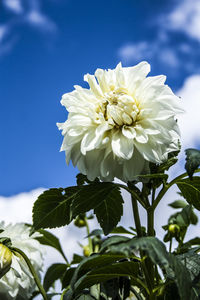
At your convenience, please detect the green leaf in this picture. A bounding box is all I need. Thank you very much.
[70,253,127,290]
[185,148,200,179]
[32,187,78,230]
[65,260,140,300]
[62,267,76,290]
[101,236,192,300]
[100,236,130,253]
[71,254,84,265]
[43,263,67,291]
[168,200,187,209]
[102,236,170,268]
[167,254,192,300]
[36,229,68,262]
[111,226,135,235]
[176,177,200,210]
[138,173,168,180]
[86,229,103,238]
[94,187,123,235]
[71,182,122,219]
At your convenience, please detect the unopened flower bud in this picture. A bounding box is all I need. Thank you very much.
[168,224,180,236]
[0,243,12,278]
[83,245,90,257]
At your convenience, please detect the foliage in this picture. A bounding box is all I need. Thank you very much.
[2,147,200,300]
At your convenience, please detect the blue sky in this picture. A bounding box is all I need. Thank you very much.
[1,0,200,196]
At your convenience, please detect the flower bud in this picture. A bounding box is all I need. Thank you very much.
[83,245,90,257]
[0,243,12,278]
[74,216,86,228]
[168,224,180,236]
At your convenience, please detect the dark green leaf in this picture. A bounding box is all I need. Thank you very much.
[36,229,68,262]
[32,187,78,230]
[94,187,123,235]
[62,267,76,290]
[138,173,168,180]
[111,226,135,235]
[100,236,130,253]
[185,148,200,179]
[43,263,67,291]
[168,200,187,209]
[71,254,84,265]
[176,177,200,210]
[167,254,192,300]
[86,229,103,238]
[71,183,123,222]
[66,261,140,300]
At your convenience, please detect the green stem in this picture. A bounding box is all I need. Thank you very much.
[12,247,48,300]
[131,195,142,237]
[147,207,154,237]
[116,183,147,209]
[60,286,70,300]
[153,168,200,210]
[85,217,93,254]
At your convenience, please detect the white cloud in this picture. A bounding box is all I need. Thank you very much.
[0,0,58,56]
[3,0,23,14]
[166,0,200,41]
[26,10,57,32]
[118,41,180,69]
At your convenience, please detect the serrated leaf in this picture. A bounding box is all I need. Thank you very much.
[36,229,68,262]
[101,236,192,300]
[71,182,122,220]
[111,226,135,235]
[94,187,123,235]
[185,148,200,179]
[43,263,67,291]
[86,229,103,238]
[176,177,200,210]
[168,200,187,209]
[70,253,127,290]
[32,187,78,230]
[65,261,140,300]
[168,254,192,300]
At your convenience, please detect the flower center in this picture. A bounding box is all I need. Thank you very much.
[100,88,139,127]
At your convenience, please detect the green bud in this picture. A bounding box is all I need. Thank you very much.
[74,216,86,228]
[168,224,180,236]
[0,243,12,278]
[83,245,90,257]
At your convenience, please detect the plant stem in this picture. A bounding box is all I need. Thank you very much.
[147,207,154,237]
[84,217,93,254]
[153,168,200,210]
[12,247,48,300]
[131,195,142,237]
[116,183,147,209]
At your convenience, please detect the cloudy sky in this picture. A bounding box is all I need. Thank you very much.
[0,0,200,292]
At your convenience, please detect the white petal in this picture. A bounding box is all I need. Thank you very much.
[111,130,134,159]
[124,61,150,95]
[84,74,103,98]
[122,126,136,139]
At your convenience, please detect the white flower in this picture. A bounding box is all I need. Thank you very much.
[0,223,44,300]
[57,62,182,182]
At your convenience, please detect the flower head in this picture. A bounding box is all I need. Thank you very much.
[57,62,182,182]
[0,223,44,300]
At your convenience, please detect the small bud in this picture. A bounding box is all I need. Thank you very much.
[168,224,180,236]
[0,243,12,278]
[83,245,90,257]
[74,216,86,228]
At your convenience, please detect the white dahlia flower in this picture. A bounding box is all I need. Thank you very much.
[0,223,44,300]
[57,62,182,182]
